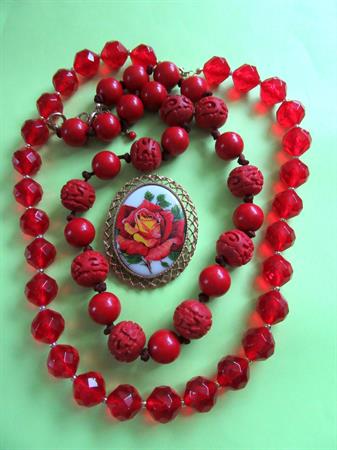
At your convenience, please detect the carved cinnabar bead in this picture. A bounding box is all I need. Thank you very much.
[71,250,109,287]
[60,179,96,212]
[173,299,212,340]
[160,95,194,126]
[216,229,254,267]
[227,165,264,197]
[194,95,228,130]
[130,137,162,172]
[108,321,146,362]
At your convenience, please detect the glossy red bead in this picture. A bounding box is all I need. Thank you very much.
[117,94,144,124]
[232,64,260,93]
[215,132,244,160]
[92,112,121,141]
[31,309,65,344]
[272,189,303,219]
[277,100,305,128]
[130,44,157,68]
[13,178,43,207]
[73,372,106,407]
[232,203,264,231]
[146,386,181,423]
[203,56,230,86]
[280,159,309,188]
[183,376,217,412]
[88,292,121,325]
[180,76,209,102]
[20,208,49,236]
[173,299,212,340]
[96,77,123,106]
[265,220,296,251]
[106,385,142,421]
[154,61,180,89]
[12,147,42,176]
[61,118,89,147]
[282,127,311,156]
[91,150,121,179]
[101,41,128,70]
[161,127,189,156]
[36,92,63,118]
[25,237,56,269]
[217,355,250,389]
[257,291,289,325]
[148,330,181,364]
[199,264,231,296]
[262,254,293,287]
[47,344,79,378]
[52,69,78,97]
[25,272,58,306]
[123,64,149,92]
[140,81,167,111]
[64,218,95,247]
[242,327,275,361]
[21,119,49,146]
[260,77,287,105]
[73,49,100,78]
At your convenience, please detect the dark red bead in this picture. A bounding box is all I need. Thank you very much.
[257,291,289,325]
[203,56,230,86]
[88,292,121,325]
[130,44,157,67]
[47,344,79,378]
[61,179,95,212]
[180,76,209,102]
[61,118,89,147]
[25,237,56,269]
[25,272,58,306]
[277,101,305,128]
[260,77,287,105]
[52,69,78,97]
[21,119,49,146]
[217,355,249,389]
[73,372,106,407]
[64,218,95,247]
[12,147,42,176]
[20,208,49,236]
[154,61,180,89]
[117,94,144,124]
[71,250,108,287]
[148,329,181,364]
[215,132,244,160]
[91,150,121,179]
[262,254,293,287]
[130,137,162,172]
[96,77,123,106]
[73,49,100,78]
[101,41,128,70]
[13,178,43,207]
[183,376,217,412]
[242,327,275,361]
[272,189,303,219]
[92,112,121,141]
[161,127,189,156]
[146,386,181,423]
[199,264,231,296]
[265,220,296,251]
[108,321,146,362]
[195,95,228,130]
[140,81,167,111]
[228,165,264,197]
[282,127,311,156]
[232,64,260,93]
[160,94,194,126]
[31,309,65,344]
[216,229,254,267]
[232,203,264,231]
[173,300,212,340]
[37,92,63,118]
[280,159,309,188]
[106,384,142,421]
[123,64,149,92]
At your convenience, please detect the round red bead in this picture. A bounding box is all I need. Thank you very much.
[262,254,293,287]
[21,119,49,146]
[180,76,209,102]
[31,309,65,344]
[61,179,95,212]
[92,150,121,179]
[117,94,144,124]
[12,147,42,176]
[260,77,287,105]
[216,229,254,267]
[203,56,230,86]
[47,344,79,378]
[265,220,296,251]
[73,49,100,78]
[160,94,194,126]
[232,64,260,93]
[101,41,128,70]
[88,292,121,325]
[108,321,146,362]
[13,178,43,207]
[277,100,305,128]
[25,237,56,269]
[140,81,167,111]
[161,127,189,156]
[92,112,121,141]
[61,118,89,147]
[199,264,231,296]
[154,61,180,89]
[130,137,162,172]
[242,327,275,361]
[282,127,311,156]
[217,355,250,389]
[71,250,109,287]
[25,273,58,306]
[232,203,264,231]
[106,384,142,421]
[183,376,217,412]
[96,77,123,106]
[215,132,244,160]
[280,158,309,188]
[195,95,228,130]
[123,64,149,92]
[272,189,303,219]
[73,372,106,407]
[52,69,78,97]
[64,218,95,247]
[37,92,63,118]
[173,300,212,340]
[130,44,157,68]
[257,291,289,325]
[228,165,264,197]
[148,329,181,364]
[146,386,181,423]
[20,208,49,236]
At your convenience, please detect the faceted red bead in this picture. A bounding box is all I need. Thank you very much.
[232,203,264,231]
[282,127,311,156]
[92,112,121,142]
[64,218,95,247]
[36,92,63,118]
[215,132,244,160]
[260,77,287,105]
[180,76,209,102]
[117,94,144,124]
[217,355,250,389]
[161,127,189,156]
[20,208,49,236]
[146,386,181,423]
[47,344,79,378]
[25,237,56,269]
[242,327,275,361]
[272,189,303,219]
[13,178,43,207]
[148,329,181,364]
[183,376,218,412]
[25,272,58,306]
[21,119,49,146]
[106,384,142,421]
[141,81,168,111]
[203,56,230,86]
[130,44,157,68]
[280,159,309,188]
[173,299,212,340]
[88,292,121,325]
[12,147,42,176]
[31,309,65,344]
[262,254,293,287]
[257,291,289,325]
[265,220,296,251]
[96,77,123,106]
[232,64,260,93]
[61,118,89,147]
[123,64,149,92]
[91,150,121,179]
[199,264,231,296]
[154,61,181,89]
[277,100,305,128]
[73,372,106,407]
[73,49,100,78]
[52,69,78,97]
[101,41,129,70]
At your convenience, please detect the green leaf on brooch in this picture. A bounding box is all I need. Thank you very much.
[171,204,183,220]
[168,251,180,261]
[156,194,171,209]
[122,253,143,264]
[144,191,155,201]
[161,261,170,268]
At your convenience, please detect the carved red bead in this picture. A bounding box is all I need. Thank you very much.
[232,203,264,231]
[64,218,95,247]
[160,95,194,126]
[101,41,128,70]
[12,147,42,176]
[262,254,293,287]
[25,273,58,306]
[217,229,254,267]
[47,344,79,378]
[215,131,244,160]
[280,159,309,188]
[73,372,106,407]
[195,95,228,130]
[183,376,217,412]
[52,69,78,97]
[130,137,162,172]
[277,100,305,128]
[161,126,189,156]
[228,165,264,197]
[140,81,168,111]
[203,56,230,86]
[180,76,209,102]
[108,321,146,362]
[106,384,142,421]
[153,61,180,89]
[71,250,109,287]
[260,77,287,105]
[232,64,260,93]
[88,292,121,325]
[123,64,149,92]
[257,291,289,325]
[282,127,311,156]
[146,386,181,423]
[148,329,181,364]
[60,118,89,147]
[117,94,144,124]
[242,327,275,361]
[37,92,63,118]
[130,44,157,67]
[31,309,65,344]
[92,112,121,142]
[13,178,43,207]
[96,77,123,106]
[272,189,303,219]
[173,300,212,340]
[73,49,100,78]
[25,237,56,269]
[60,179,95,212]
[21,119,49,146]
[265,220,296,251]
[199,265,231,296]
[20,208,49,236]
[217,355,250,389]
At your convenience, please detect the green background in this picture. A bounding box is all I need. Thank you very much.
[1,1,336,449]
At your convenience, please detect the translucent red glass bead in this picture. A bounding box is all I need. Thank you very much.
[257,291,289,325]
[31,309,65,344]
[25,237,56,269]
[12,147,42,176]
[52,69,78,97]
[280,159,309,188]
[36,92,63,118]
[106,384,142,421]
[262,254,293,286]
[47,344,79,378]
[265,220,296,251]
[273,189,303,219]
[73,372,106,407]
[282,127,311,156]
[73,49,100,78]
[146,386,181,423]
[260,77,286,105]
[25,273,58,306]
[242,327,275,361]
[232,64,260,93]
[130,44,157,68]
[277,100,305,128]
[203,56,230,86]
[13,178,43,207]
[217,355,250,389]
[183,376,217,412]
[21,119,49,146]
[20,208,49,236]
[101,41,128,70]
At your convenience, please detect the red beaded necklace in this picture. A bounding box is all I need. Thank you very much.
[13,41,310,423]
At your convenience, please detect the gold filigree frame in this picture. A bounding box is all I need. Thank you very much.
[104,174,198,289]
